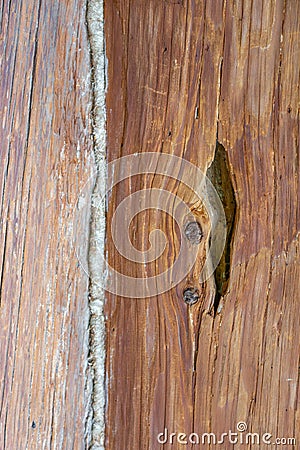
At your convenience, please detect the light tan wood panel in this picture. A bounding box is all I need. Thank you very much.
[0,1,94,448]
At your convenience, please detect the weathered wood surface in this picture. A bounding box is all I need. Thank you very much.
[1,0,299,448]
[0,0,94,448]
[105,0,300,448]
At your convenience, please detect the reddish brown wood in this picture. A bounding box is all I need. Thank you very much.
[105,0,300,448]
[1,0,299,448]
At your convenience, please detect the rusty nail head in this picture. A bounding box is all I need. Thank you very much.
[184,221,203,244]
[183,287,200,305]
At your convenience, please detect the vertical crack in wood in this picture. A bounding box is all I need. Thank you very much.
[86,0,106,448]
[206,141,237,314]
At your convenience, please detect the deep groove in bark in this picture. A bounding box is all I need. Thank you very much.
[207,141,237,314]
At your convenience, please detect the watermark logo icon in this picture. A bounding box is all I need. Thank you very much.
[74,152,227,298]
[236,421,247,432]
[157,423,296,446]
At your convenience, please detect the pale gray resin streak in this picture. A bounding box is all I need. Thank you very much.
[87,0,106,448]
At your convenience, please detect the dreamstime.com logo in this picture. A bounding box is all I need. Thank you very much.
[74,153,227,298]
[157,422,296,446]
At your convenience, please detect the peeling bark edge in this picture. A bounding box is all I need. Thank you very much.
[86,0,106,449]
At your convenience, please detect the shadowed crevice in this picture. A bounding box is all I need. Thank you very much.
[207,141,237,314]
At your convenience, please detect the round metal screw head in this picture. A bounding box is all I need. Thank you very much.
[184,221,203,244]
[183,287,200,305]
